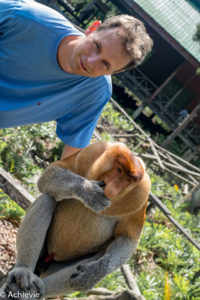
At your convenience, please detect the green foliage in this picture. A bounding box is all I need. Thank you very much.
[0,191,24,222]
[101,102,134,131]
[144,106,154,117]
[151,116,171,132]
[0,122,61,183]
[137,270,165,300]
[100,132,114,142]
[96,269,126,291]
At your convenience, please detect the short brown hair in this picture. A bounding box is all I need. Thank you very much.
[97,15,153,72]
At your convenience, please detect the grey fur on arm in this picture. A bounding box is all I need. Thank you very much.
[69,236,137,292]
[38,165,110,212]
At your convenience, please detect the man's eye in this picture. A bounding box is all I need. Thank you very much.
[95,42,100,53]
[103,60,110,70]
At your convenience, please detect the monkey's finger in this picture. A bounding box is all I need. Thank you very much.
[70,272,79,279]
[15,272,24,287]
[31,281,44,298]
[69,274,83,286]
[94,198,111,212]
[101,198,111,208]
[20,274,31,290]
[6,275,15,285]
[77,264,86,272]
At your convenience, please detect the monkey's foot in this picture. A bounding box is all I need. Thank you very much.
[69,258,108,292]
[6,267,45,299]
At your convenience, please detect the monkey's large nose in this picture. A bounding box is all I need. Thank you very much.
[99,181,106,188]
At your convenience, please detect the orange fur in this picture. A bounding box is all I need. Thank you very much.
[47,140,151,261]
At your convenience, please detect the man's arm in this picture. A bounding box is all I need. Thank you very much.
[61,144,81,160]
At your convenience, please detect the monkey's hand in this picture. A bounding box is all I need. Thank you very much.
[6,267,45,299]
[77,179,111,212]
[38,166,111,212]
[69,257,109,292]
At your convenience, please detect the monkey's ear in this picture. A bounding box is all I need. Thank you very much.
[117,153,144,182]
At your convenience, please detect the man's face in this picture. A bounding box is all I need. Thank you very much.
[68,28,132,77]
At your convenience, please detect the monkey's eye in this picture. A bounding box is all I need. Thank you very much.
[117,168,122,173]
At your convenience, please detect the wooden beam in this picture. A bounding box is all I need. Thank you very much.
[149,192,200,250]
[0,167,34,210]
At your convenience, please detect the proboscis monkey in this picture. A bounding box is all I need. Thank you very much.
[3,141,151,300]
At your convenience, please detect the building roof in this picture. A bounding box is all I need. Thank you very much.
[133,0,200,63]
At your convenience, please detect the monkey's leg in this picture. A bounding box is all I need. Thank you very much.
[38,165,110,212]
[5,193,56,299]
[69,236,137,292]
[40,253,103,298]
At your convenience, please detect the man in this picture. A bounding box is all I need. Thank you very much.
[0,0,153,160]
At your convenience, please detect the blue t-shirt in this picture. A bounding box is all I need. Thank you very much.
[0,0,112,147]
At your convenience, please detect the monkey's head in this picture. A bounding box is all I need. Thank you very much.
[88,142,145,199]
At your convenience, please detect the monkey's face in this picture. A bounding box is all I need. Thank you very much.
[98,161,138,199]
[87,142,145,200]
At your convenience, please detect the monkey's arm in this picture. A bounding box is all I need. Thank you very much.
[38,165,110,212]
[5,193,57,298]
[69,236,136,292]
[69,198,148,292]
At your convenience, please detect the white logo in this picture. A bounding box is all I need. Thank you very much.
[0,291,40,298]
[0,291,6,297]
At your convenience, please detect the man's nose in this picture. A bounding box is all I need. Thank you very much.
[87,54,100,69]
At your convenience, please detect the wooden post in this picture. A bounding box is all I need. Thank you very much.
[132,103,147,120]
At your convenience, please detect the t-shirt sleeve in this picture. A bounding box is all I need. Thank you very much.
[0,1,15,33]
[56,90,111,148]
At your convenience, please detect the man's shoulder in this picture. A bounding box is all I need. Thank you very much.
[103,75,112,96]
[91,75,112,98]
[8,0,81,35]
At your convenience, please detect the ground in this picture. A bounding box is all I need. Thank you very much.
[0,218,18,273]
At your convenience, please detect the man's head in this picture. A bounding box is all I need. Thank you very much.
[97,15,153,72]
[59,15,153,77]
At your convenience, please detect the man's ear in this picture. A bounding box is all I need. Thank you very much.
[85,21,102,36]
